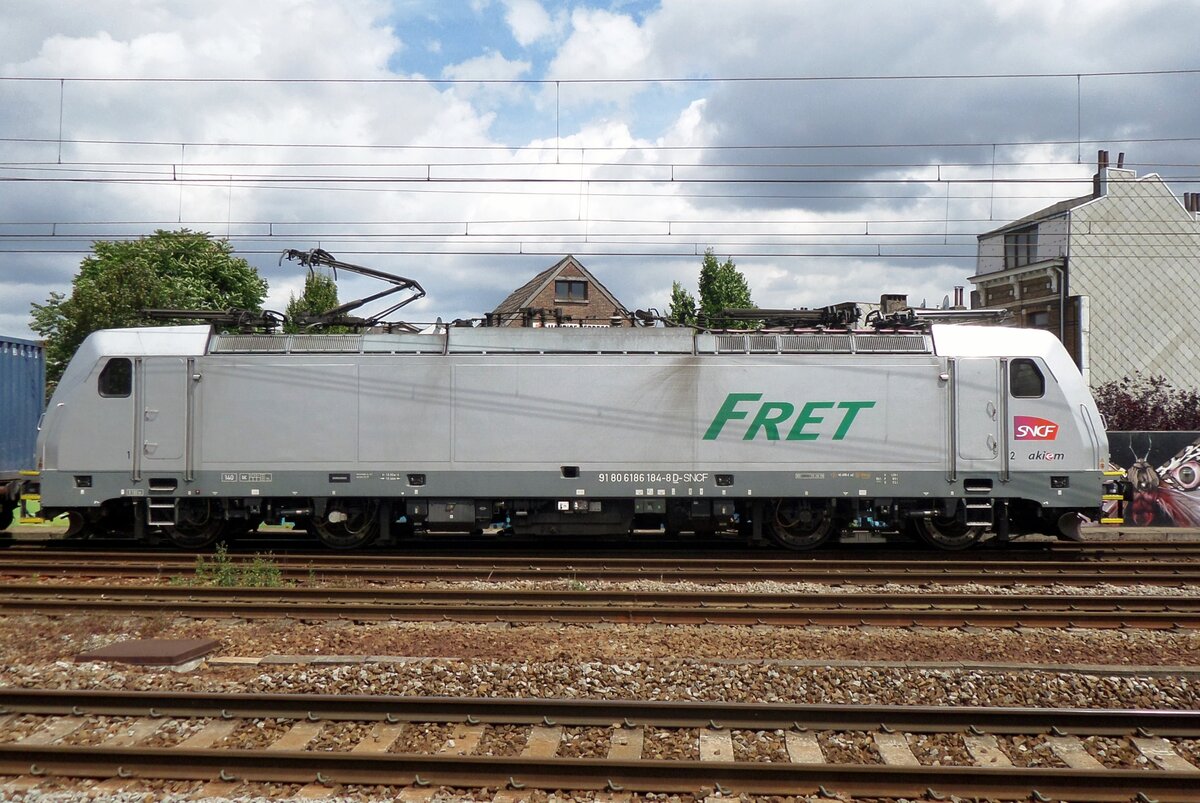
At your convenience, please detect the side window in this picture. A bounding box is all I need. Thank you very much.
[98,358,132,398]
[1010,358,1044,398]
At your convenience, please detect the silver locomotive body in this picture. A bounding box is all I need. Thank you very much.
[33,323,1108,549]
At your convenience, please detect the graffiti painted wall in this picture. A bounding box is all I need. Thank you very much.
[1108,431,1200,526]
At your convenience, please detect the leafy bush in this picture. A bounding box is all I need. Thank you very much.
[1093,373,1200,431]
[183,543,286,587]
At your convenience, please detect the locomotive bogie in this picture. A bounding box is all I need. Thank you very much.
[28,324,1109,549]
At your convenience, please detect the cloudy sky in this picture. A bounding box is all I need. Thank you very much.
[2,0,1198,338]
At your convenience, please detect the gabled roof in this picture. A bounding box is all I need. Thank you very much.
[491,255,630,316]
[978,191,1096,239]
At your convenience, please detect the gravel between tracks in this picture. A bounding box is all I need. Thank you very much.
[1,569,1198,802]
[14,575,1200,597]
[2,652,1196,710]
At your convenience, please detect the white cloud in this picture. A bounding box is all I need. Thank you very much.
[443,50,531,82]
[4,0,1200,342]
[502,0,556,47]
[10,1,402,79]
[547,8,651,81]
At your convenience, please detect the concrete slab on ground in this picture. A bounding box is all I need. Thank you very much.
[74,638,220,666]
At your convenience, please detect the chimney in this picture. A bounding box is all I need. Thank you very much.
[1094,149,1110,197]
[1117,152,1125,168]
[953,286,964,308]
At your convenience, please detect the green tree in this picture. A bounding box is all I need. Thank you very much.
[30,229,267,390]
[284,271,347,333]
[697,247,753,328]
[667,280,697,326]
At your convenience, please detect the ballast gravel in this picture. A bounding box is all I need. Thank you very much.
[2,646,1198,711]
[138,715,209,747]
[388,722,455,753]
[642,726,699,760]
[557,725,611,758]
[996,734,1067,768]
[216,717,290,749]
[57,715,135,746]
[1,568,1198,803]
[307,721,373,752]
[907,732,973,766]
[731,729,789,762]
[1082,734,1151,769]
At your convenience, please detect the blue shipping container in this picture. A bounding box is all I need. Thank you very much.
[1,335,45,476]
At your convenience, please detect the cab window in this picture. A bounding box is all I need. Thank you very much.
[98,358,132,397]
[1010,358,1044,398]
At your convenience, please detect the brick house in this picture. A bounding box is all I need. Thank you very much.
[969,151,1200,388]
[489,255,632,327]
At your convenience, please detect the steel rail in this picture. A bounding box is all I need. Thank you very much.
[8,546,1200,566]
[7,532,1200,552]
[2,588,1198,627]
[1,745,1197,801]
[3,691,1198,799]
[0,556,1198,586]
[4,689,1200,735]
[3,583,1198,611]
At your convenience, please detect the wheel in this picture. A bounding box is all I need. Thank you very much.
[765,498,836,550]
[1055,512,1084,542]
[162,499,225,548]
[0,501,14,532]
[911,514,985,550]
[312,499,378,549]
[63,511,90,538]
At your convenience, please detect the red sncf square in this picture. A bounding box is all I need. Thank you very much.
[1013,415,1059,440]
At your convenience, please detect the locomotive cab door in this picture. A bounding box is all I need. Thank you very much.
[137,357,188,468]
[952,357,1000,471]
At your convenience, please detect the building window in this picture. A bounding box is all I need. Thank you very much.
[98,357,132,398]
[1028,310,1050,328]
[1010,358,1045,398]
[555,280,588,302]
[1004,226,1038,268]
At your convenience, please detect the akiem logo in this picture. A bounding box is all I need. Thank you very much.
[1014,416,1059,440]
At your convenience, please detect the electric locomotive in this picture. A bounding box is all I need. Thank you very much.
[21,320,1107,550]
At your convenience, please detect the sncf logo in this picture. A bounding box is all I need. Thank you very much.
[1014,415,1059,440]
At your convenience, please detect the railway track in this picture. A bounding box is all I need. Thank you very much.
[5,583,1200,628]
[3,550,1200,586]
[0,689,1197,801]
[6,536,1200,558]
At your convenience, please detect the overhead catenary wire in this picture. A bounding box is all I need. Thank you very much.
[6,134,1200,153]
[1,243,1197,260]
[2,69,1196,286]
[3,66,1199,84]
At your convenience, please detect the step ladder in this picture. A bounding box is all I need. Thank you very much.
[147,499,177,526]
[1101,469,1126,525]
[963,499,994,526]
[17,470,43,524]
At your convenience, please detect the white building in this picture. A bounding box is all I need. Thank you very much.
[970,151,1200,389]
